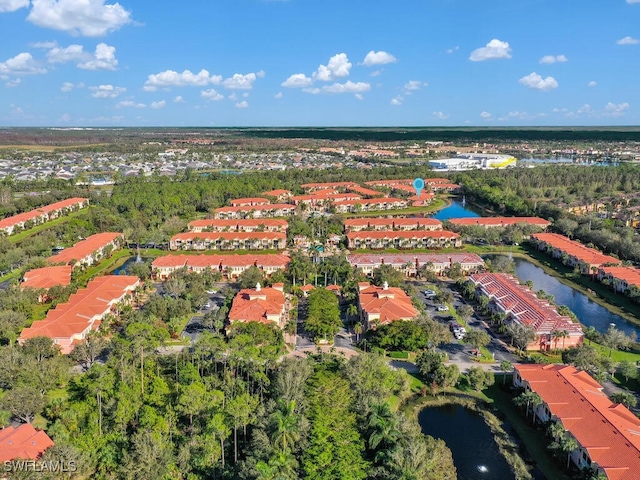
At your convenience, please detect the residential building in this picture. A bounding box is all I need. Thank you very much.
[213,203,296,219]
[347,230,461,249]
[0,424,55,462]
[348,253,484,277]
[261,189,293,202]
[301,181,356,192]
[407,191,435,206]
[344,217,442,232]
[228,282,289,327]
[290,192,362,207]
[0,197,88,235]
[169,232,286,251]
[230,197,271,207]
[357,282,418,330]
[449,216,550,230]
[187,218,288,233]
[345,185,386,198]
[19,275,140,354]
[21,265,73,290]
[598,265,640,294]
[333,197,408,213]
[151,253,289,280]
[469,273,583,351]
[47,232,123,267]
[514,364,640,479]
[531,233,620,274]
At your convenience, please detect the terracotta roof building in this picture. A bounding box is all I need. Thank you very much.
[213,203,296,219]
[598,265,640,294]
[151,253,289,280]
[187,218,288,233]
[348,253,484,277]
[169,232,286,251]
[531,233,620,274]
[21,265,73,290]
[228,283,289,327]
[230,197,271,207]
[345,185,386,198]
[261,189,293,202]
[0,197,88,236]
[19,275,140,354]
[469,273,583,351]
[301,181,356,192]
[333,197,408,214]
[357,282,418,330]
[448,217,550,229]
[344,217,442,232]
[514,364,640,479]
[347,230,461,250]
[0,424,55,462]
[47,232,123,267]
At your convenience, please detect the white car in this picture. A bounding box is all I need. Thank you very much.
[423,289,436,297]
[436,305,449,312]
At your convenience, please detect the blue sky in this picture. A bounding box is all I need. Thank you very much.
[1,0,639,127]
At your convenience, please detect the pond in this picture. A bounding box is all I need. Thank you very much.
[489,254,640,337]
[429,199,482,221]
[419,404,514,480]
[111,255,147,275]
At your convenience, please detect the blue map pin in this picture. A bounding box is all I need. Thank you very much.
[413,178,425,197]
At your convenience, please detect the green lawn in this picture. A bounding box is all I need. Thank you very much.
[7,209,89,245]
[75,249,134,285]
[484,383,571,480]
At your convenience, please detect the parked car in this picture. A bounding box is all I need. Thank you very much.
[436,305,449,312]
[423,289,436,297]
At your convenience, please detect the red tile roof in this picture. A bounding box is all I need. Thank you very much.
[334,197,407,207]
[532,233,620,267]
[230,197,270,206]
[600,265,640,289]
[0,197,88,231]
[348,253,483,268]
[448,217,550,227]
[19,275,139,350]
[229,285,286,324]
[171,231,286,242]
[347,230,459,241]
[214,203,295,214]
[22,265,73,290]
[152,253,290,269]
[47,232,122,265]
[187,219,289,231]
[344,217,442,230]
[346,185,386,198]
[515,364,640,480]
[261,189,293,196]
[358,283,418,325]
[0,424,54,462]
[301,181,356,190]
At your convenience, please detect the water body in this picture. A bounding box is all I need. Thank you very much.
[111,256,147,275]
[489,255,640,337]
[430,200,481,221]
[419,404,514,480]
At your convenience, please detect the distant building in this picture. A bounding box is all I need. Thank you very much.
[230,197,271,207]
[357,282,418,330]
[0,197,88,236]
[261,189,293,202]
[347,230,461,249]
[333,197,408,214]
[169,232,286,251]
[514,364,640,479]
[151,253,289,280]
[187,218,288,233]
[47,232,123,267]
[348,253,484,277]
[344,217,443,232]
[531,233,620,274]
[429,154,517,170]
[448,216,550,231]
[0,424,55,462]
[228,283,289,327]
[213,203,296,219]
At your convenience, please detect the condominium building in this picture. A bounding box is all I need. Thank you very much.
[169,231,286,251]
[347,230,461,249]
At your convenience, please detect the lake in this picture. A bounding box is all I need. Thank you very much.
[419,404,514,480]
[430,200,482,221]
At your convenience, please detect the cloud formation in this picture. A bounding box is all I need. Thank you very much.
[313,53,351,81]
[480,111,492,119]
[78,43,118,70]
[144,69,221,91]
[235,101,248,108]
[588,80,597,87]
[60,81,83,92]
[0,53,46,76]
[27,0,133,37]
[519,72,558,91]
[539,54,568,64]
[221,72,259,90]
[403,80,427,94]
[89,84,125,98]
[617,36,639,45]
[0,0,29,12]
[150,100,166,109]
[281,73,313,88]
[361,51,397,66]
[469,39,512,61]
[604,102,629,116]
[303,81,370,95]
[201,89,224,101]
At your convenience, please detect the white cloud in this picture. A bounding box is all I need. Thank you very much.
[507,111,546,120]
[480,111,492,119]
[604,102,630,116]
[539,54,568,64]
[144,69,221,91]
[627,1,640,4]
[78,43,117,70]
[116,100,145,108]
[433,111,449,120]
[173,95,184,103]
[0,0,29,12]
[61,81,83,92]
[355,93,363,100]
[469,39,512,61]
[391,96,403,106]
[361,50,397,66]
[90,84,125,98]
[303,81,370,95]
[0,53,46,76]
[32,41,58,49]
[403,80,427,93]
[235,101,248,108]
[221,72,258,90]
[370,69,382,77]
[617,36,639,45]
[150,100,166,109]
[274,92,283,99]
[256,70,265,78]
[6,78,21,87]
[28,0,133,36]
[201,88,224,101]
[577,104,592,114]
[281,73,313,88]
[519,72,559,91]
[47,44,86,63]
[313,53,351,81]
[446,46,459,54]
[588,80,597,87]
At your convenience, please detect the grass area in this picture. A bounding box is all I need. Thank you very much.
[7,209,89,245]
[485,382,571,480]
[0,144,109,152]
[521,244,640,325]
[588,340,640,362]
[75,249,133,285]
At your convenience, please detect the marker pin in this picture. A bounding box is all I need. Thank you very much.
[413,178,425,197]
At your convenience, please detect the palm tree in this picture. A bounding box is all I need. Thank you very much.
[561,433,579,470]
[270,400,300,453]
[548,420,565,441]
[514,391,543,423]
[367,403,401,463]
[347,304,358,324]
[552,329,569,353]
[354,323,363,342]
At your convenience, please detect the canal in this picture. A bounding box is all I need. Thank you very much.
[490,254,640,337]
[430,199,482,221]
[419,404,514,480]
